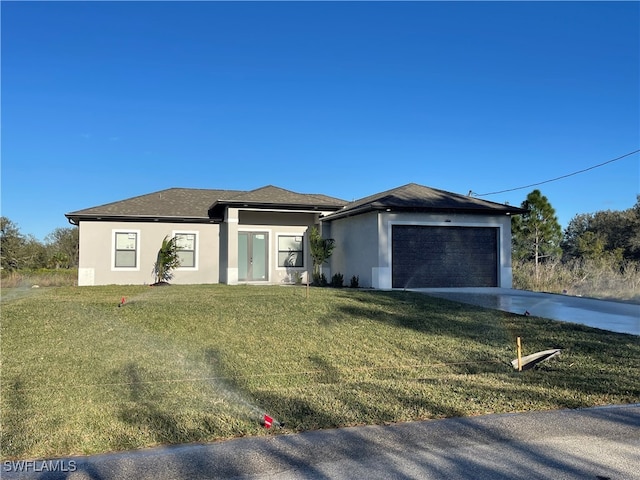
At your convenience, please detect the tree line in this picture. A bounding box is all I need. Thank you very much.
[512,189,640,266]
[511,190,639,299]
[0,217,79,271]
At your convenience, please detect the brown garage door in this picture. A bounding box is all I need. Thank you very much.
[392,225,498,288]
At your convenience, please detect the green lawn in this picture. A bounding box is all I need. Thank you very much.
[1,284,638,460]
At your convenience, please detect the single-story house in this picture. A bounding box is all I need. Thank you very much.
[65,183,525,288]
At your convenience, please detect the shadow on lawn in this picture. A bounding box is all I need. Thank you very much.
[117,363,199,446]
[308,354,341,385]
[331,290,640,407]
[113,363,221,452]
[334,290,510,345]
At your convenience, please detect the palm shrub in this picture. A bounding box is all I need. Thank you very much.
[153,236,181,284]
[309,226,335,284]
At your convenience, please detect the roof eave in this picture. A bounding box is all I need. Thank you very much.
[64,214,216,225]
[322,204,525,221]
[208,201,344,216]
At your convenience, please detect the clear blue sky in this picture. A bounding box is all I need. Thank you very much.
[2,1,639,241]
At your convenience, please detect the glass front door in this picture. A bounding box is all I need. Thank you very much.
[238,232,268,281]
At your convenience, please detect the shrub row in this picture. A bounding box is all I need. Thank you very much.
[311,273,360,288]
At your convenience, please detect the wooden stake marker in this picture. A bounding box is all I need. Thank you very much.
[516,337,523,372]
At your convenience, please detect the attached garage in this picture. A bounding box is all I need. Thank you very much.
[392,225,498,288]
[320,183,525,289]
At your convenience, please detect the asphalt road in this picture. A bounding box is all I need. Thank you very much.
[4,404,639,480]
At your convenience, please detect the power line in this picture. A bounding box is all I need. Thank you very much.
[473,149,640,197]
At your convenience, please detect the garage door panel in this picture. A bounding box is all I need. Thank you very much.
[392,226,498,288]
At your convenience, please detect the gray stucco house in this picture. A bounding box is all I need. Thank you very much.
[65,183,524,288]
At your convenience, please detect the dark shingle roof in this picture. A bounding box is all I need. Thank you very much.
[65,183,524,225]
[211,185,347,208]
[206,185,347,220]
[323,183,525,220]
[65,186,347,224]
[65,188,242,221]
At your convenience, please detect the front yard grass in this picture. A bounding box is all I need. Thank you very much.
[1,284,638,460]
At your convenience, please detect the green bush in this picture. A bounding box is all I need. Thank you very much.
[331,273,344,288]
[350,275,360,288]
[312,272,328,287]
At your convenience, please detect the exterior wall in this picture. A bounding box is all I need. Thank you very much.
[324,212,379,288]
[224,210,323,285]
[324,211,514,289]
[221,208,239,285]
[77,220,220,286]
[76,207,514,289]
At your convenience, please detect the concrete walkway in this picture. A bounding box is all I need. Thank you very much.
[3,404,639,479]
[414,288,640,335]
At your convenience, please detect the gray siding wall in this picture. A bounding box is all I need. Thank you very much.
[324,211,514,289]
[324,211,378,288]
[77,221,220,286]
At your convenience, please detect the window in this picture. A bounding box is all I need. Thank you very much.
[114,232,138,268]
[175,233,196,268]
[278,235,303,267]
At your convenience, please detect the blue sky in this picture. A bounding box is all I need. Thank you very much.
[2,1,638,241]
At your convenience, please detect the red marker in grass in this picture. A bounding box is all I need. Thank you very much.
[261,414,284,429]
[118,297,126,307]
[263,414,273,429]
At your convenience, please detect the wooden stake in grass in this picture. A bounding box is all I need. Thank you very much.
[516,337,523,372]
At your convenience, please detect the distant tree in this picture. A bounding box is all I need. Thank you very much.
[511,190,562,281]
[630,196,640,260]
[22,235,48,269]
[47,252,70,270]
[0,218,51,271]
[45,227,79,268]
[152,236,181,284]
[575,231,607,260]
[309,226,335,284]
[590,209,634,257]
[562,197,640,262]
[561,213,588,259]
[1,217,24,271]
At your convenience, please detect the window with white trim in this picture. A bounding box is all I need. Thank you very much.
[175,233,196,268]
[278,235,304,267]
[114,232,138,268]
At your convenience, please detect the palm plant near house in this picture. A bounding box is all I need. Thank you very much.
[153,236,181,284]
[309,226,335,284]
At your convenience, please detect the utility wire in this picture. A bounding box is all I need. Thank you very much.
[473,149,640,197]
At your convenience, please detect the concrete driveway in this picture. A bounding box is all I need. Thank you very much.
[413,288,640,336]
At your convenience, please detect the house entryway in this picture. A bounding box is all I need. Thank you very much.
[238,232,268,281]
